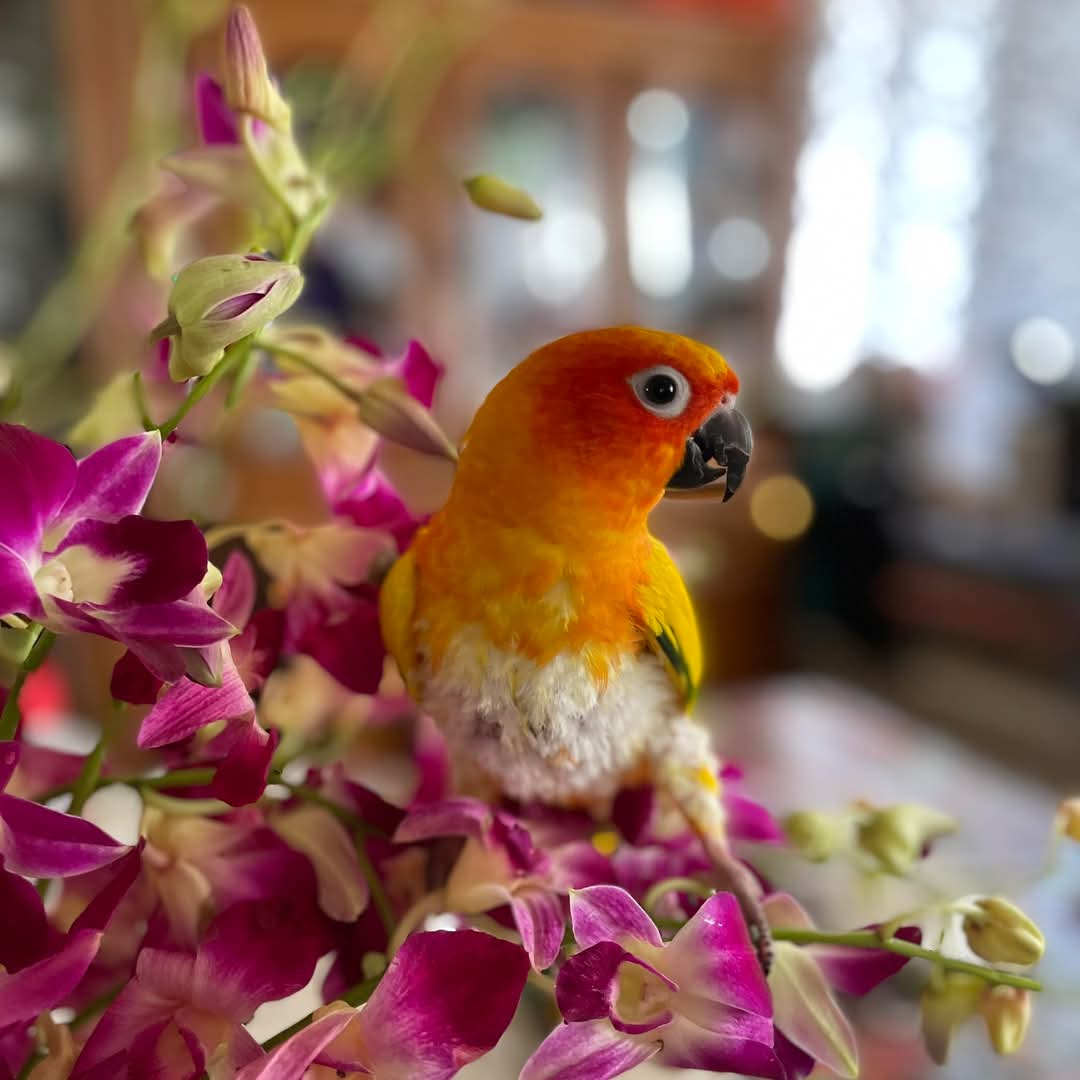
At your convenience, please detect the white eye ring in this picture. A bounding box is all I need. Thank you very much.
[629,365,692,418]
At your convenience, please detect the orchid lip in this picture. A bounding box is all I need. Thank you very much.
[665,406,752,501]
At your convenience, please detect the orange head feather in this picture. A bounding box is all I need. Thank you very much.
[445,326,741,540]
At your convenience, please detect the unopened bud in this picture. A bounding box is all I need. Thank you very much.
[856,803,957,875]
[919,972,983,1065]
[962,897,1044,967]
[1054,796,1080,843]
[463,175,543,221]
[153,254,302,379]
[979,986,1031,1056]
[784,810,846,862]
[224,6,291,130]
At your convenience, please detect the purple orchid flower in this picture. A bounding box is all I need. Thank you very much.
[236,929,530,1080]
[0,426,233,683]
[133,551,282,806]
[763,892,921,1080]
[0,741,128,877]
[522,885,782,1080]
[1,845,143,1074]
[72,894,331,1078]
[335,465,426,551]
[395,797,609,971]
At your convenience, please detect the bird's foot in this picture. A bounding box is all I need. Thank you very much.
[704,840,773,974]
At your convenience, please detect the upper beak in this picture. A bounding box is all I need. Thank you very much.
[665,407,753,501]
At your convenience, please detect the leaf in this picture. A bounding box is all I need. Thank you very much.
[354,377,458,462]
[769,942,859,1079]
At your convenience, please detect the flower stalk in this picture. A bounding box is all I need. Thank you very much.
[0,626,55,740]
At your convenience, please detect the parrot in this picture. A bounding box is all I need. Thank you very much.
[378,326,767,960]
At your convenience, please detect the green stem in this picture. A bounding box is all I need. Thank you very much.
[261,974,381,1051]
[279,780,387,839]
[255,339,362,401]
[241,116,298,225]
[771,928,1043,992]
[354,829,395,938]
[68,730,109,815]
[131,371,156,429]
[155,340,252,440]
[34,765,215,805]
[283,196,330,264]
[0,628,56,741]
[642,876,714,916]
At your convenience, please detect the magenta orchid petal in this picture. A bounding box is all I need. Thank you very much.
[137,663,252,748]
[0,544,38,618]
[388,339,443,409]
[657,1012,785,1078]
[213,550,256,629]
[235,1010,356,1080]
[774,1029,818,1080]
[569,886,664,950]
[192,899,330,1020]
[54,431,162,531]
[109,648,163,704]
[99,597,235,644]
[0,866,48,973]
[0,424,76,558]
[393,796,494,845]
[194,73,239,145]
[70,842,146,934]
[0,928,102,1026]
[208,720,278,806]
[510,887,566,971]
[53,516,209,607]
[724,792,784,844]
[664,892,772,1017]
[520,1019,660,1080]
[557,940,676,1034]
[355,930,529,1078]
[0,792,126,877]
[292,593,385,693]
[808,925,921,996]
[336,466,423,551]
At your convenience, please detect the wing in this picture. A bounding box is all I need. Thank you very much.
[635,538,703,711]
[378,548,420,697]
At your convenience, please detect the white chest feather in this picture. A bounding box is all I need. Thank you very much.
[419,626,682,803]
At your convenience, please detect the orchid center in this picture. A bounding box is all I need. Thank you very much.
[614,959,674,1030]
[34,546,133,606]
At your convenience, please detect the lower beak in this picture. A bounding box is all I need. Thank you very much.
[665,407,753,501]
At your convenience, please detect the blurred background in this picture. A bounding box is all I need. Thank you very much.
[0,0,1077,1076]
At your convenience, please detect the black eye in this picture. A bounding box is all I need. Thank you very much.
[643,374,678,405]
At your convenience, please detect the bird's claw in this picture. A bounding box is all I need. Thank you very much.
[704,842,773,974]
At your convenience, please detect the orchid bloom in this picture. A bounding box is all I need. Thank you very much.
[395,797,608,970]
[763,892,920,1079]
[0,426,233,682]
[0,741,128,878]
[235,929,529,1080]
[72,897,330,1078]
[522,885,781,1080]
[131,551,283,805]
[1,846,142,1074]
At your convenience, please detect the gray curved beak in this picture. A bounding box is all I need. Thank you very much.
[665,407,752,502]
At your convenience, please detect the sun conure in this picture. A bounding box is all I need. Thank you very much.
[379,326,766,959]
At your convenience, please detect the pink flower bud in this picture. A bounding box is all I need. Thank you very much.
[223,5,291,130]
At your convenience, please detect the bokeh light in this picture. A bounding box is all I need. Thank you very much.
[750,474,815,541]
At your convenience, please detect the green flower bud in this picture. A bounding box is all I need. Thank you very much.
[979,986,1031,1056]
[153,254,302,380]
[962,897,1045,967]
[783,810,846,862]
[224,5,291,130]
[463,175,543,221]
[919,972,983,1065]
[856,803,957,875]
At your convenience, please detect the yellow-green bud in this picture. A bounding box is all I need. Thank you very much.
[1055,796,1080,842]
[856,803,957,875]
[979,986,1031,1056]
[224,5,291,130]
[463,175,543,221]
[962,897,1044,967]
[153,254,302,380]
[783,810,846,862]
[919,972,983,1065]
